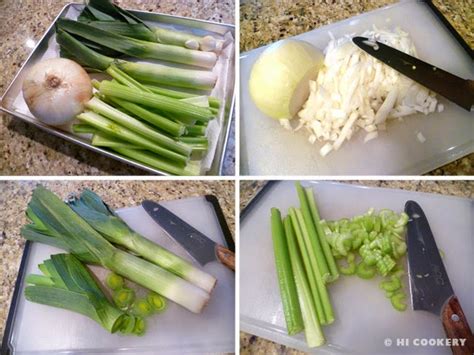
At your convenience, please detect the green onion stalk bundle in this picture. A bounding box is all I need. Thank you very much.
[67,188,217,293]
[21,186,212,314]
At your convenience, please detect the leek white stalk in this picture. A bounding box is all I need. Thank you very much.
[22,58,92,126]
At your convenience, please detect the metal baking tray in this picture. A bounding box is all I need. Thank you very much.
[0,3,235,176]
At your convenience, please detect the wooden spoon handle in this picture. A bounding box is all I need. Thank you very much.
[215,244,235,271]
[441,295,474,355]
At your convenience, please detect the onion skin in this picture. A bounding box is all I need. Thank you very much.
[22,58,92,126]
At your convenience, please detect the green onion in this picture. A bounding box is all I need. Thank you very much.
[113,288,135,310]
[295,182,330,282]
[147,292,167,313]
[57,19,217,68]
[285,215,325,347]
[98,81,214,122]
[68,189,217,293]
[25,254,126,333]
[270,208,303,335]
[106,272,124,290]
[21,186,211,313]
[76,111,189,165]
[304,187,339,282]
[85,97,191,157]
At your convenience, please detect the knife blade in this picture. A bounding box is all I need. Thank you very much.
[353,36,474,111]
[142,200,235,271]
[405,201,474,354]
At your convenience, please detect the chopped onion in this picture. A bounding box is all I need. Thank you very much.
[22,58,92,126]
[295,26,443,156]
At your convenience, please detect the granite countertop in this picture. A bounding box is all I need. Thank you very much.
[0,180,235,341]
[240,0,473,176]
[0,0,235,176]
[240,179,473,354]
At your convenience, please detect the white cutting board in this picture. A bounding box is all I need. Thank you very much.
[240,181,474,354]
[9,197,235,354]
[240,0,474,175]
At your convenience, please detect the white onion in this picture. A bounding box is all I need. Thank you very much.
[249,39,324,120]
[22,58,92,126]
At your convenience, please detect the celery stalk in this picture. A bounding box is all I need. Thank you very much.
[305,187,339,282]
[98,81,214,122]
[286,216,325,347]
[289,208,326,325]
[85,97,191,157]
[77,111,189,165]
[112,147,201,176]
[145,84,220,109]
[270,209,304,335]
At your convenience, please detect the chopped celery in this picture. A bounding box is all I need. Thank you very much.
[390,291,407,311]
[356,261,376,279]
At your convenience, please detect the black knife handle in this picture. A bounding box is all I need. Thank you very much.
[216,244,235,271]
[441,295,474,355]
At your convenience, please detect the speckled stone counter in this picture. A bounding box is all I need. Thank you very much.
[240,0,473,176]
[240,179,473,354]
[0,0,235,176]
[0,180,235,340]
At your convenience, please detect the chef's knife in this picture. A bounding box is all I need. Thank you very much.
[142,200,235,271]
[405,200,474,355]
[353,36,474,111]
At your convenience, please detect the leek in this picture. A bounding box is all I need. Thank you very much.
[57,19,217,68]
[25,254,126,333]
[113,288,135,310]
[106,272,124,290]
[85,21,156,42]
[85,97,191,157]
[57,30,217,90]
[77,111,189,165]
[21,186,211,313]
[115,60,217,90]
[68,189,217,293]
[147,292,167,313]
[131,299,153,317]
